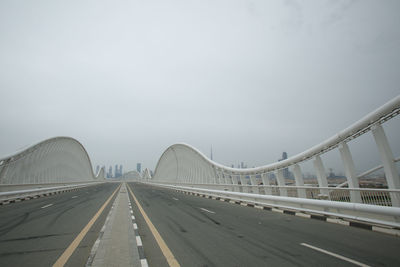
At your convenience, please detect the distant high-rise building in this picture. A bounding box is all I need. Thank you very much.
[115,165,119,178]
[240,162,244,169]
[231,164,234,168]
[137,163,141,173]
[210,146,213,160]
[108,166,113,178]
[278,152,290,179]
[119,165,123,176]
[95,165,100,175]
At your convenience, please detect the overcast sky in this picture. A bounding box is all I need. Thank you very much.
[0,0,399,175]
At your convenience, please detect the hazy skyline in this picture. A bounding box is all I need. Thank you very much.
[1,0,399,174]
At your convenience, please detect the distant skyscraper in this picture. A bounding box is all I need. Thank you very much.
[115,165,118,178]
[108,166,113,178]
[210,146,213,160]
[95,165,100,175]
[137,163,141,173]
[240,162,244,169]
[119,165,123,176]
[279,152,290,179]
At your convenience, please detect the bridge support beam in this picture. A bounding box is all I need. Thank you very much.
[313,155,330,199]
[339,142,362,203]
[372,123,400,207]
[239,175,247,193]
[249,174,259,194]
[276,169,287,197]
[261,173,272,195]
[293,164,306,198]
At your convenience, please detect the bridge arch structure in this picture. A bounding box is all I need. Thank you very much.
[0,136,103,184]
[152,96,400,207]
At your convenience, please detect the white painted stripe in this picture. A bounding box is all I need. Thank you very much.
[130,210,133,214]
[300,243,370,267]
[172,197,179,201]
[131,215,135,220]
[133,223,138,230]
[140,259,149,267]
[41,203,53,209]
[71,196,78,199]
[136,236,143,246]
[200,208,215,214]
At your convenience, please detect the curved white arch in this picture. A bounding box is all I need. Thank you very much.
[0,136,100,184]
[153,95,400,190]
[122,170,141,180]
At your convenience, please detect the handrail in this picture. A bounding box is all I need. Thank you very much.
[154,95,400,176]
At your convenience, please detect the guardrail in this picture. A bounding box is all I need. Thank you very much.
[148,182,400,228]
[0,182,105,204]
[150,95,400,207]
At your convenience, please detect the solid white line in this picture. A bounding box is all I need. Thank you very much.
[172,197,179,201]
[300,243,370,267]
[136,236,143,246]
[200,208,215,214]
[140,259,149,267]
[71,196,78,199]
[41,204,53,209]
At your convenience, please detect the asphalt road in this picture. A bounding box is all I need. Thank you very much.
[0,182,119,267]
[128,182,400,267]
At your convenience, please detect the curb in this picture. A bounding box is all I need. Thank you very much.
[0,187,81,206]
[176,189,400,237]
[128,199,148,267]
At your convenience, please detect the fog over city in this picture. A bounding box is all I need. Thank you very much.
[0,0,399,175]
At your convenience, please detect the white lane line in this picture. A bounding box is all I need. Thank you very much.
[200,208,215,214]
[136,236,143,246]
[71,196,78,199]
[300,243,370,267]
[41,203,53,209]
[172,197,179,201]
[133,223,138,230]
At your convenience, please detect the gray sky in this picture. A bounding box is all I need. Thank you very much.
[1,0,399,175]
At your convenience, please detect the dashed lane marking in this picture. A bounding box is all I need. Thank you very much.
[300,243,370,267]
[41,204,53,209]
[127,184,180,267]
[200,208,215,214]
[172,197,179,201]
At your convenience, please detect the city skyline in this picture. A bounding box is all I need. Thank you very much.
[0,1,399,175]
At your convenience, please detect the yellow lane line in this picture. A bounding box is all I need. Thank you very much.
[127,183,180,267]
[53,183,121,267]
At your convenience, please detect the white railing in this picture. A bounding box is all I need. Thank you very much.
[149,183,400,228]
[149,95,400,207]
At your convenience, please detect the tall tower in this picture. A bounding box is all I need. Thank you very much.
[137,163,142,173]
[108,166,113,178]
[115,164,118,178]
[210,145,213,160]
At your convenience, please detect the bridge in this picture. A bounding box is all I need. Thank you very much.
[0,96,399,266]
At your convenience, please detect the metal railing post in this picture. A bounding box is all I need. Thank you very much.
[249,174,259,194]
[261,173,272,195]
[293,164,306,198]
[276,169,287,196]
[372,123,400,207]
[313,155,330,199]
[339,142,362,203]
